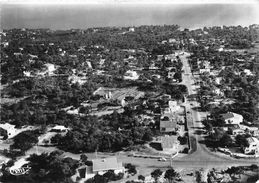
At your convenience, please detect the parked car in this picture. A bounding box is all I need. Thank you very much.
[158,157,166,161]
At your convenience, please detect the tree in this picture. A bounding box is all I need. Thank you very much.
[11,130,40,152]
[103,170,116,181]
[219,134,233,147]
[80,153,88,164]
[138,175,145,183]
[125,163,137,175]
[151,169,163,183]
[225,166,243,179]
[235,135,249,147]
[164,168,179,183]
[202,119,213,132]
[209,128,224,142]
[142,129,153,141]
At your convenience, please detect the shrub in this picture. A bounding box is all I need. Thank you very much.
[181,147,189,154]
[125,163,137,175]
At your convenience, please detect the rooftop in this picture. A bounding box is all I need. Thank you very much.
[160,120,177,129]
[92,157,123,172]
[221,112,235,120]
[246,137,259,145]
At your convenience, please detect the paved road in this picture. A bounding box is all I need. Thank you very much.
[6,52,257,177]
[178,52,259,166]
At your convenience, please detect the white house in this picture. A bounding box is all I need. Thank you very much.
[215,77,222,85]
[244,137,259,154]
[199,68,210,74]
[168,100,180,112]
[92,157,124,175]
[221,112,243,125]
[73,157,124,182]
[243,69,254,76]
[168,38,177,43]
[213,88,224,96]
[0,123,35,139]
[50,125,69,133]
[129,27,135,32]
[124,70,139,80]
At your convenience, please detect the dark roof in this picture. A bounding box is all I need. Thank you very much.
[221,113,234,120]
[160,120,177,129]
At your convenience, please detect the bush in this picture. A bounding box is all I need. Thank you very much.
[10,130,40,152]
[181,147,189,154]
[250,164,258,170]
[0,127,8,140]
[177,136,188,145]
[125,163,137,175]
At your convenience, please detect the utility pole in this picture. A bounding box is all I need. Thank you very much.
[170,154,173,167]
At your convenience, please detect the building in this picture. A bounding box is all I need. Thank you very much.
[129,27,135,32]
[168,38,177,43]
[244,137,259,154]
[221,112,243,125]
[92,157,124,175]
[50,125,69,133]
[215,77,222,85]
[228,125,244,135]
[168,100,180,112]
[123,70,139,80]
[93,87,144,105]
[74,157,124,181]
[0,123,18,139]
[160,135,179,150]
[152,135,179,152]
[199,68,210,74]
[160,117,177,133]
[213,88,224,96]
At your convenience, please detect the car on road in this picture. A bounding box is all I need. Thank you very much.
[158,157,166,161]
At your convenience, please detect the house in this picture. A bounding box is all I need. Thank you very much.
[168,100,180,112]
[0,123,18,139]
[75,157,124,181]
[221,112,243,125]
[244,137,259,154]
[50,125,69,133]
[0,123,35,139]
[243,69,254,76]
[93,87,144,105]
[251,128,259,137]
[129,27,135,32]
[213,88,224,96]
[215,77,222,85]
[160,135,179,151]
[160,117,177,133]
[199,68,210,74]
[228,125,244,135]
[93,87,116,99]
[123,70,139,80]
[136,115,155,126]
[168,38,177,43]
[92,157,124,175]
[153,135,179,151]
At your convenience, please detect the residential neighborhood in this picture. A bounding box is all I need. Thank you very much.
[0,2,259,183]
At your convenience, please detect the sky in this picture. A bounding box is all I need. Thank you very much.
[1,1,259,30]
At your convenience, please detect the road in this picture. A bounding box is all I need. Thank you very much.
[178,51,259,166]
[3,51,257,180]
